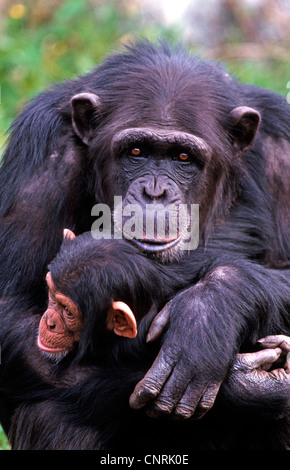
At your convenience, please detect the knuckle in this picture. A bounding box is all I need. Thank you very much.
[193,385,220,418]
[152,401,173,415]
[232,355,252,372]
[198,390,218,412]
[199,398,214,412]
[130,379,161,409]
[174,405,195,420]
[138,380,160,399]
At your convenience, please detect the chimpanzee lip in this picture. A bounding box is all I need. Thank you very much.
[37,336,67,354]
[131,235,182,253]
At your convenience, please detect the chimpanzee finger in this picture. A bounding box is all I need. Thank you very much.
[194,383,221,420]
[257,335,290,352]
[145,362,193,418]
[257,335,290,371]
[174,381,221,420]
[233,348,282,372]
[129,348,176,410]
[146,301,172,343]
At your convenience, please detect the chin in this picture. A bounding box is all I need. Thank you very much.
[39,349,69,363]
[129,237,187,264]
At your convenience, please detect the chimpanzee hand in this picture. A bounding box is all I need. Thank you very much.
[129,290,232,420]
[224,335,290,402]
[130,326,290,418]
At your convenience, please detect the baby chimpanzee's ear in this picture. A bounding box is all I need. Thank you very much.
[106,301,137,338]
[63,228,76,241]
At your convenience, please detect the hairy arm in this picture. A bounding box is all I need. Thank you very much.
[130,262,290,419]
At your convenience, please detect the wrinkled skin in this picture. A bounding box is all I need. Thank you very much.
[130,278,290,419]
[226,335,290,402]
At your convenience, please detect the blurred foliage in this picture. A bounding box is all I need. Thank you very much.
[0,0,289,144]
[226,58,289,94]
[0,0,178,142]
[0,426,10,450]
[0,0,289,145]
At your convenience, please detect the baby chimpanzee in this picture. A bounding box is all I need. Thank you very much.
[24,230,288,451]
[37,229,195,364]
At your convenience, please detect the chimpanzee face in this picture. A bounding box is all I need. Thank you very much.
[70,60,260,262]
[110,127,207,261]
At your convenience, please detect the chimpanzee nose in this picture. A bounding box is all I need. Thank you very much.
[45,310,61,332]
[143,176,167,202]
[46,315,56,331]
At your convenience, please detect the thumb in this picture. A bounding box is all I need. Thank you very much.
[146,302,172,343]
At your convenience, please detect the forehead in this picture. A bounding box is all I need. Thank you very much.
[102,66,223,141]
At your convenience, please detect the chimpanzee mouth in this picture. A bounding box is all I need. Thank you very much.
[130,235,183,253]
[37,336,67,354]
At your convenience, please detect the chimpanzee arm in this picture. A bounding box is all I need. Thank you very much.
[130,262,290,419]
[0,111,91,297]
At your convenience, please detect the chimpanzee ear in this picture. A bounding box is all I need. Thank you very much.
[107,301,137,339]
[46,271,52,285]
[229,106,261,157]
[70,92,102,145]
[63,228,76,240]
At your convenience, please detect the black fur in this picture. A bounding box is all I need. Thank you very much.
[0,41,289,449]
[8,235,290,449]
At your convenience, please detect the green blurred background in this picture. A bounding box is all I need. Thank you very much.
[0,0,289,450]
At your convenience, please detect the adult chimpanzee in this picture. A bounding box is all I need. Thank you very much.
[9,232,290,450]
[0,41,290,445]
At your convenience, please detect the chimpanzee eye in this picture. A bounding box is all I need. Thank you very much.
[63,306,74,318]
[171,150,193,163]
[178,152,190,162]
[130,147,142,157]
